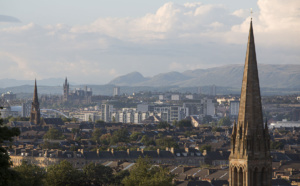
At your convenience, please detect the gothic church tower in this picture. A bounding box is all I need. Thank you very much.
[30,79,41,125]
[63,77,69,102]
[229,20,272,186]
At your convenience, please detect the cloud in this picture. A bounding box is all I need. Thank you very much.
[0,0,299,84]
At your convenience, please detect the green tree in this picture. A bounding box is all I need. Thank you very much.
[91,128,103,143]
[11,161,45,186]
[83,163,113,185]
[176,119,192,127]
[122,156,174,186]
[157,121,169,129]
[100,133,111,145]
[110,128,129,145]
[112,170,130,185]
[141,135,156,146]
[45,160,84,186]
[0,108,20,185]
[199,144,212,153]
[130,132,142,141]
[43,128,65,140]
[218,117,231,126]
[155,137,178,149]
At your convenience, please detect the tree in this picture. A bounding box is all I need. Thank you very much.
[176,119,192,128]
[0,108,20,185]
[122,156,174,186]
[202,115,212,124]
[110,128,129,145]
[100,134,111,145]
[11,161,45,186]
[218,117,231,126]
[157,121,169,129]
[43,128,65,140]
[45,160,84,186]
[83,163,113,185]
[91,128,103,143]
[112,170,130,185]
[130,132,142,141]
[199,144,212,153]
[155,137,178,149]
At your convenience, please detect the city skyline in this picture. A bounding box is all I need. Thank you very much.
[0,0,299,84]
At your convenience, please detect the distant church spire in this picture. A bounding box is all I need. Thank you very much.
[30,79,41,125]
[63,77,69,102]
[229,19,272,186]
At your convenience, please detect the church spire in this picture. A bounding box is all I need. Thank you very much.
[33,79,39,103]
[30,79,41,125]
[237,19,263,135]
[229,19,272,186]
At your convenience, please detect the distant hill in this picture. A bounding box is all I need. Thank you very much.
[109,64,300,88]
[0,78,65,88]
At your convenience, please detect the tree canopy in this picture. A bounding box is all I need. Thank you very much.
[0,109,20,185]
[122,156,174,186]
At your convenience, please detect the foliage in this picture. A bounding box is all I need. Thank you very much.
[122,156,174,186]
[157,121,169,129]
[176,119,192,128]
[199,144,212,153]
[45,160,84,186]
[91,128,103,143]
[112,170,130,185]
[100,133,111,145]
[270,141,284,150]
[130,132,142,141]
[110,128,130,145]
[212,127,222,132]
[202,115,213,124]
[218,117,231,126]
[10,161,45,186]
[61,117,71,123]
[95,120,105,124]
[41,141,60,150]
[141,135,156,146]
[43,128,65,140]
[155,137,178,149]
[83,163,113,185]
[0,109,20,185]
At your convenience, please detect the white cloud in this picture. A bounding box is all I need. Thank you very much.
[0,0,299,84]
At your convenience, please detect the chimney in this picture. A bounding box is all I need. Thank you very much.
[166,147,169,151]
[44,150,48,157]
[127,149,130,156]
[157,149,160,156]
[81,149,84,155]
[203,150,207,156]
[97,149,100,156]
[137,148,140,151]
[185,147,189,153]
[111,149,114,155]
[141,149,144,154]
[170,147,175,154]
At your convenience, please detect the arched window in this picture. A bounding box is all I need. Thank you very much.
[239,167,243,186]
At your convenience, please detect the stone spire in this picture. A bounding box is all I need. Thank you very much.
[30,79,41,125]
[237,19,264,136]
[33,79,39,103]
[229,19,272,186]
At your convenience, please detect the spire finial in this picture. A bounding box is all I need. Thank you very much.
[250,8,253,20]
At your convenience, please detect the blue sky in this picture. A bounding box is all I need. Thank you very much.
[0,0,299,84]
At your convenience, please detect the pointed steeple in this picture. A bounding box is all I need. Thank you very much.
[229,19,272,186]
[30,79,41,125]
[237,19,263,134]
[33,79,39,103]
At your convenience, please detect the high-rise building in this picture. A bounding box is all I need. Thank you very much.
[210,85,216,96]
[230,101,240,117]
[229,20,272,186]
[113,87,120,96]
[30,80,41,125]
[101,104,113,122]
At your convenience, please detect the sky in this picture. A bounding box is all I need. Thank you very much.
[0,0,299,84]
